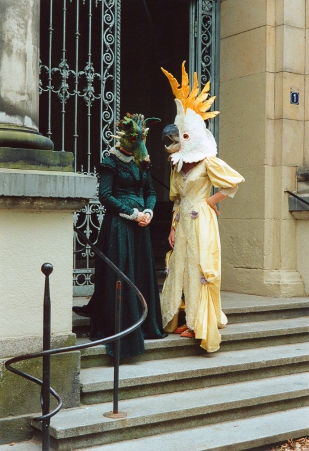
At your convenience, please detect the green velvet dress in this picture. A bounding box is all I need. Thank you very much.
[88,150,167,359]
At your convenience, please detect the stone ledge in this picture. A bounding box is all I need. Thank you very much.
[0,147,75,171]
[291,211,309,219]
[0,196,89,211]
[0,168,97,199]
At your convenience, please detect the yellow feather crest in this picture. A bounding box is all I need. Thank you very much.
[161,61,219,121]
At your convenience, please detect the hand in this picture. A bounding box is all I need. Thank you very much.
[206,191,228,215]
[138,213,151,227]
[168,227,175,249]
[135,212,146,223]
[207,196,220,215]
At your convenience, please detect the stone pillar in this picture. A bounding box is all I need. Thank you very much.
[219,0,306,297]
[0,0,53,151]
[0,1,97,443]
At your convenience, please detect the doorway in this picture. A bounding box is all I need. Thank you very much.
[120,0,191,200]
[39,0,220,295]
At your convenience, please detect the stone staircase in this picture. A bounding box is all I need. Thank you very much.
[1,293,308,451]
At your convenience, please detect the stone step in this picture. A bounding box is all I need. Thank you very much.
[78,316,309,368]
[220,293,309,324]
[72,294,309,339]
[79,343,309,404]
[221,316,309,350]
[31,374,309,451]
[75,406,309,451]
[0,442,43,451]
[4,405,309,451]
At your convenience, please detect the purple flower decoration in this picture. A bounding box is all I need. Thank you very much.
[200,276,208,285]
[175,212,180,222]
[164,267,169,276]
[191,210,199,219]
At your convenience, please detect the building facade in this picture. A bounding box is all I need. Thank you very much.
[0,0,308,444]
[219,0,309,297]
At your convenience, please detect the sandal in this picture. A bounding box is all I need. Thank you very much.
[174,324,188,334]
[180,329,195,338]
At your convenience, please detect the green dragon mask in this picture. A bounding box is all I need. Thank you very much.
[112,113,160,170]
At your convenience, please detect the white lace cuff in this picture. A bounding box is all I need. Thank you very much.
[143,209,153,220]
[119,208,139,220]
[220,186,238,198]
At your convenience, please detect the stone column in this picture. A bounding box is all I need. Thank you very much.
[0,0,53,151]
[0,1,97,442]
[219,0,306,297]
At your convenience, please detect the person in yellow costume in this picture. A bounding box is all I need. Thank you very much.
[160,62,245,353]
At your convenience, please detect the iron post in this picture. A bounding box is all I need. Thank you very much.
[104,279,127,419]
[41,263,53,451]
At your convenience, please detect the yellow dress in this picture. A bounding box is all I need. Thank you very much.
[161,156,245,352]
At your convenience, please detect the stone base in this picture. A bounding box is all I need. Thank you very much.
[222,267,305,297]
[0,126,54,151]
[0,147,73,171]
[0,333,80,444]
[263,270,306,297]
[0,413,34,445]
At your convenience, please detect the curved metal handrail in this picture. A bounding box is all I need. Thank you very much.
[5,227,148,424]
[151,174,170,191]
[285,190,309,207]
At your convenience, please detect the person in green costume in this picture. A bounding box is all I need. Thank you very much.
[74,113,167,359]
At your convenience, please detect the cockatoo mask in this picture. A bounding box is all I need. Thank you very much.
[161,62,220,172]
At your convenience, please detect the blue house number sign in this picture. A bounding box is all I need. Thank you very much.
[290,91,299,105]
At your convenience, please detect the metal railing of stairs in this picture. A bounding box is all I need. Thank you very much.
[285,190,309,207]
[151,174,170,192]
[5,226,148,451]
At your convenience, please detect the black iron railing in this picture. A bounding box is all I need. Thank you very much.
[152,174,170,192]
[5,227,148,451]
[285,190,309,207]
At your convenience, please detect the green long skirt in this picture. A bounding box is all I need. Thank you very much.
[88,212,167,359]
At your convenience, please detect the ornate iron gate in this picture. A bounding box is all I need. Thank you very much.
[39,0,121,295]
[189,0,220,141]
[39,0,219,296]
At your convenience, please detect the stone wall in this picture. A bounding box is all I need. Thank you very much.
[219,0,307,296]
[0,168,96,443]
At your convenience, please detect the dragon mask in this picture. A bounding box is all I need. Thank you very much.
[161,61,220,172]
[111,113,160,170]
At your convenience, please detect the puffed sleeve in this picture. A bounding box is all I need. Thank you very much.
[98,157,137,217]
[205,156,245,197]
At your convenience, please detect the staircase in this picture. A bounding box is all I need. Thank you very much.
[26,293,308,451]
